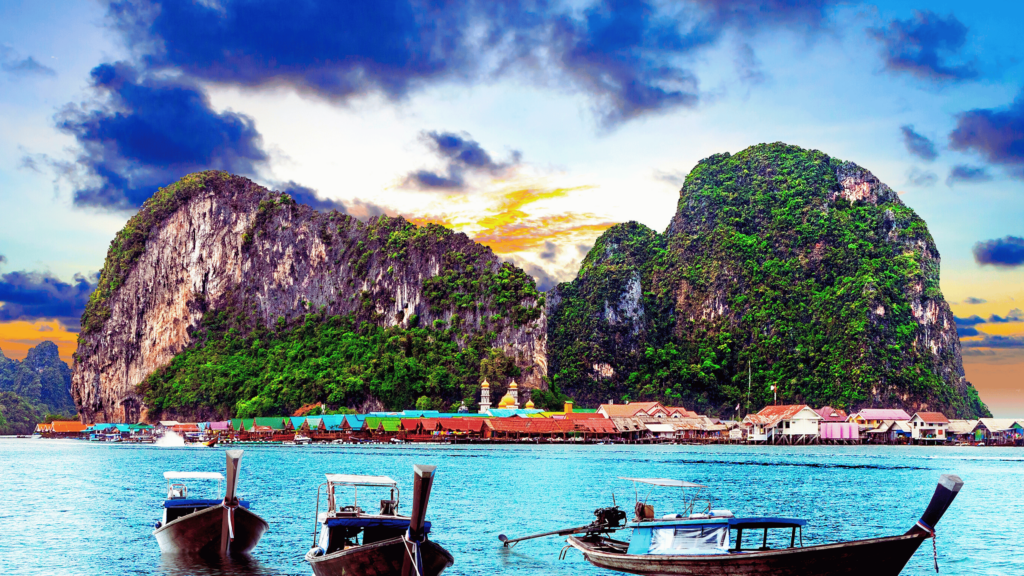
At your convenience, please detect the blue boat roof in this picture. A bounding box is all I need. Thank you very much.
[324,517,430,533]
[163,499,251,509]
[629,516,806,529]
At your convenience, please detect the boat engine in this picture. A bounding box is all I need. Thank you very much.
[586,506,627,535]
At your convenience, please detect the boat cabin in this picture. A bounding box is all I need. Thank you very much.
[620,478,807,556]
[311,474,431,556]
[158,471,251,527]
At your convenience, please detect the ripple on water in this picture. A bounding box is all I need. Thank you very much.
[0,440,1019,576]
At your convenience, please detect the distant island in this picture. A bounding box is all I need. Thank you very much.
[68,143,988,425]
[0,342,77,434]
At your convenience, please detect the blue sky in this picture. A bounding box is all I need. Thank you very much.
[1,0,1022,412]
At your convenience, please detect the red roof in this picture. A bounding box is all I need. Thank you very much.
[578,419,617,433]
[752,405,816,427]
[439,418,486,432]
[814,406,848,422]
[914,412,950,424]
[51,421,87,433]
[487,418,576,434]
[171,423,201,432]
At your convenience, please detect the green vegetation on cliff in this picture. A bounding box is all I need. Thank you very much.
[0,342,76,433]
[80,171,236,336]
[548,143,989,418]
[140,309,523,418]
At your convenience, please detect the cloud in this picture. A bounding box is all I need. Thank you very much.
[735,43,767,86]
[973,236,1024,268]
[0,45,56,77]
[961,335,1024,349]
[900,125,937,161]
[955,315,987,327]
[988,314,1009,323]
[946,164,992,186]
[54,61,269,210]
[508,258,560,292]
[1009,308,1024,322]
[956,326,979,337]
[963,297,987,304]
[0,270,98,331]
[0,255,6,265]
[654,169,689,187]
[105,0,835,128]
[275,181,388,219]
[870,11,977,82]
[539,241,558,261]
[906,167,937,187]
[404,131,520,191]
[37,325,53,332]
[948,90,1024,178]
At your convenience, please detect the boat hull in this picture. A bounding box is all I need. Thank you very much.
[154,505,269,555]
[567,533,928,576]
[306,536,454,576]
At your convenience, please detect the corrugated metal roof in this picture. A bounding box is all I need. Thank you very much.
[852,409,911,421]
[814,406,848,422]
[912,412,950,424]
[50,421,87,433]
[252,416,287,429]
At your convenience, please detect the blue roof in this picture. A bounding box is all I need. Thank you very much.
[163,499,251,509]
[290,416,308,429]
[320,415,346,430]
[343,415,365,429]
[324,517,430,533]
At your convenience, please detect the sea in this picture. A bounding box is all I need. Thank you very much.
[0,439,1020,576]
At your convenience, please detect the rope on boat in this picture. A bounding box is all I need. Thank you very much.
[402,529,424,576]
[916,519,939,573]
[223,499,239,541]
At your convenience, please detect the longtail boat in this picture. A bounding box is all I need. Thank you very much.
[153,449,269,555]
[500,474,963,576]
[305,465,454,576]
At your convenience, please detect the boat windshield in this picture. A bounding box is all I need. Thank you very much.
[163,472,224,500]
[648,524,730,555]
[321,474,400,516]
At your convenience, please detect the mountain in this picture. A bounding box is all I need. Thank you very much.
[547,143,989,418]
[71,171,546,423]
[0,342,76,415]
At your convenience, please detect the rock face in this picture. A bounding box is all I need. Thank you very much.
[72,172,546,423]
[548,143,989,417]
[0,341,75,415]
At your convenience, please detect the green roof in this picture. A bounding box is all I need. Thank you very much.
[253,416,287,430]
[365,417,402,432]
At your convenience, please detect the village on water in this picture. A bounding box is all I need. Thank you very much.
[35,379,1024,446]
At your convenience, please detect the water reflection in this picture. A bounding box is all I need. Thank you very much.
[157,553,289,576]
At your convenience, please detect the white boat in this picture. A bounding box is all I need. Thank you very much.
[153,450,269,555]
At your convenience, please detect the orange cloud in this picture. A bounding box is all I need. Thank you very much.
[404,185,615,255]
[0,319,78,364]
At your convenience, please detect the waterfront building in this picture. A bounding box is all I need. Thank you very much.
[972,418,1024,444]
[909,412,950,443]
[847,409,911,428]
[946,419,978,443]
[743,405,822,444]
[814,406,848,422]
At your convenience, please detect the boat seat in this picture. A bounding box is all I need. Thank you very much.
[379,499,398,515]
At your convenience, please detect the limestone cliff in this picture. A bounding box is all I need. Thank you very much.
[547,143,989,418]
[72,172,546,423]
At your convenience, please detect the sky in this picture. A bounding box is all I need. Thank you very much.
[0,0,1021,415]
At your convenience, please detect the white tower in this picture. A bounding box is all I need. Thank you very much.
[509,380,519,410]
[479,380,491,414]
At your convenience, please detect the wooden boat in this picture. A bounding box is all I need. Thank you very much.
[202,438,218,448]
[304,465,454,576]
[503,474,963,576]
[153,450,269,555]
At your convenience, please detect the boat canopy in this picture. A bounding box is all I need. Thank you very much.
[620,477,707,488]
[325,474,397,487]
[163,472,224,480]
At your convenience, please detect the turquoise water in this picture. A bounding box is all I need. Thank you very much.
[0,439,1020,575]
